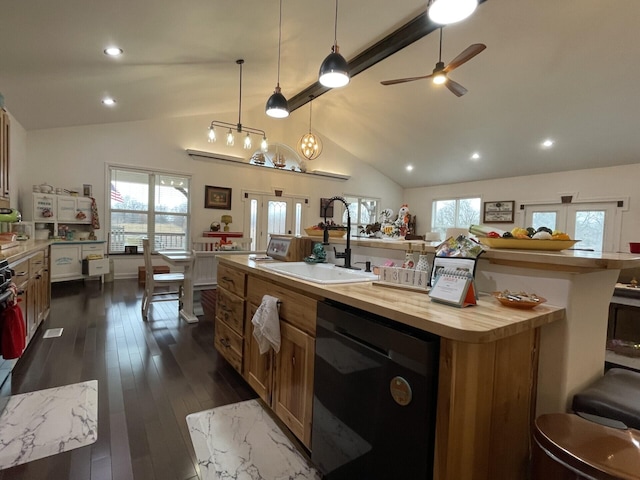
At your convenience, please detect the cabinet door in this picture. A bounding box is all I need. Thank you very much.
[216,287,245,335]
[272,321,315,448]
[0,110,8,199]
[16,281,29,346]
[75,197,92,223]
[33,194,57,221]
[50,245,82,280]
[57,197,77,222]
[244,303,273,404]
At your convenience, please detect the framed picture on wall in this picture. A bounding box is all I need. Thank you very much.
[205,185,232,209]
[483,200,515,223]
[320,198,334,217]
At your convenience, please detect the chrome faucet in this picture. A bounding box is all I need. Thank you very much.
[322,196,358,270]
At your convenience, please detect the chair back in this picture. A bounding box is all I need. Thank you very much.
[142,239,154,282]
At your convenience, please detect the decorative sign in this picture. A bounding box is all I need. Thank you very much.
[483,200,515,223]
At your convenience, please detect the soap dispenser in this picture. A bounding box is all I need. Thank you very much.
[416,244,430,274]
[402,243,415,269]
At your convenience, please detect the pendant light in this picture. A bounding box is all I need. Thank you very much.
[427,0,478,25]
[265,0,289,118]
[297,96,323,160]
[207,59,269,152]
[318,0,349,88]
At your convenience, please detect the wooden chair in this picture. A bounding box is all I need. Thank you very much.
[141,239,185,320]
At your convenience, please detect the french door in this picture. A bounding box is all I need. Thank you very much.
[244,193,307,251]
[524,202,618,252]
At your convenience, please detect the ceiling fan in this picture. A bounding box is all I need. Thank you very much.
[380,28,486,97]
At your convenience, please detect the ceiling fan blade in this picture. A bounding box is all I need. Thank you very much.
[381,73,434,86]
[445,44,486,72]
[445,78,468,97]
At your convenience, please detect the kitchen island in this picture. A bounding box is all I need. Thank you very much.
[217,244,640,480]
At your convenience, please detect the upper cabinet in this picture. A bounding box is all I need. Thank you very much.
[0,109,10,199]
[25,193,93,224]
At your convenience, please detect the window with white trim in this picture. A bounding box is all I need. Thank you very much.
[108,166,191,253]
[341,196,379,237]
[431,197,481,239]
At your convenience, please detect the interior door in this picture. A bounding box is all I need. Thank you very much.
[245,194,296,251]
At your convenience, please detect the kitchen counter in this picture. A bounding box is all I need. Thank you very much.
[0,239,52,263]
[218,255,565,344]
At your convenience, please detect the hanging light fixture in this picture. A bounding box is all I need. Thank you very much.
[318,0,349,88]
[207,59,269,152]
[427,0,478,25]
[265,0,289,118]
[297,96,323,160]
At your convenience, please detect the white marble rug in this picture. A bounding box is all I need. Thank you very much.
[187,399,321,480]
[0,380,98,469]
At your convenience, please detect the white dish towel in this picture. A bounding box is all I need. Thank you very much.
[251,295,281,354]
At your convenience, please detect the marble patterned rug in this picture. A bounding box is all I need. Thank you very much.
[187,399,321,480]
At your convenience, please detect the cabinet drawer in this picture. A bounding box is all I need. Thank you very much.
[216,287,245,334]
[29,251,45,271]
[10,257,30,281]
[248,275,317,336]
[81,243,104,254]
[82,258,109,276]
[217,264,246,297]
[214,320,243,373]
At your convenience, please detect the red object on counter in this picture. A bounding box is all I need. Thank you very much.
[202,232,244,251]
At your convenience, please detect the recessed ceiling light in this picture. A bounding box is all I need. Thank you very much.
[406,165,414,172]
[104,47,123,57]
[542,139,554,148]
[102,97,116,106]
[471,152,480,160]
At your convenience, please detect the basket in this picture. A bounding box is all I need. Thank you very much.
[304,227,346,238]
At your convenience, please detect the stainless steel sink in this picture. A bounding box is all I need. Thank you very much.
[258,262,378,284]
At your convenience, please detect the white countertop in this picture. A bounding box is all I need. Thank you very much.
[0,380,98,469]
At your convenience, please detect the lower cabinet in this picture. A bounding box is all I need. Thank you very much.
[51,242,108,282]
[244,275,317,448]
[214,263,318,449]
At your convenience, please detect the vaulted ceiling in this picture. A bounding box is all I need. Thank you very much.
[1,0,638,187]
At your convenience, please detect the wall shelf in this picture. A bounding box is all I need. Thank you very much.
[185,149,350,181]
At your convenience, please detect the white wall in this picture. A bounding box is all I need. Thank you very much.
[7,112,27,210]
[405,163,640,253]
[19,110,403,277]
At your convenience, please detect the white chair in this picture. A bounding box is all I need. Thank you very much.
[141,239,185,320]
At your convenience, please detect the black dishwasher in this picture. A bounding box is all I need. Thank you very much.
[311,300,440,480]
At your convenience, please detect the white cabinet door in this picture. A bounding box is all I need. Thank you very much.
[50,245,82,281]
[57,197,77,222]
[76,197,93,223]
[33,194,57,221]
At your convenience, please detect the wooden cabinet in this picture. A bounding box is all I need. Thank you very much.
[215,263,247,374]
[245,274,316,448]
[0,109,9,199]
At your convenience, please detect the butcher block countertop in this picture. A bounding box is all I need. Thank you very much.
[217,255,566,344]
[1,239,52,264]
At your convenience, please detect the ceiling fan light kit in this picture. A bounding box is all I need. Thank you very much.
[208,59,269,152]
[319,0,350,88]
[266,0,290,118]
[380,27,485,97]
[428,0,478,25]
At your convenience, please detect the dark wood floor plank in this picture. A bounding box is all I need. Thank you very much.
[0,279,256,480]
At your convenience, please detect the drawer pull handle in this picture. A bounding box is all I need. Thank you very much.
[220,338,231,348]
[221,276,235,285]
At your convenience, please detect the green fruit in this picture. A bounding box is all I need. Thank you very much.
[526,227,536,237]
[502,232,513,238]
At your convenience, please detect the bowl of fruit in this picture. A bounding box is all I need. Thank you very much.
[473,225,579,251]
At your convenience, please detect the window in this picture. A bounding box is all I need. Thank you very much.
[431,197,481,239]
[341,196,379,236]
[109,166,190,253]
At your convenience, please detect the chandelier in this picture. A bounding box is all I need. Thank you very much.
[207,59,268,152]
[297,96,322,160]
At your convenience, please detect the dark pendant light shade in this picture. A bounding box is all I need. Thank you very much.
[319,0,349,88]
[266,85,289,118]
[319,46,349,88]
[266,0,290,118]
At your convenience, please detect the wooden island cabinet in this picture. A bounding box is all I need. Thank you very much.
[215,245,640,480]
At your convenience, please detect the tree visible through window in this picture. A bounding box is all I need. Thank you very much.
[432,197,481,239]
[109,167,190,253]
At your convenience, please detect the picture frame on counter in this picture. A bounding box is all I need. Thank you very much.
[205,185,232,209]
[482,200,515,223]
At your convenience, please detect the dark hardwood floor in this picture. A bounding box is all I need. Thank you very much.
[0,279,256,480]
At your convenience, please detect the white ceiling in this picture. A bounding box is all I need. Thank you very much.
[1,0,639,188]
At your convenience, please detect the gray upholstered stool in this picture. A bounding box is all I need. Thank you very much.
[572,367,640,429]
